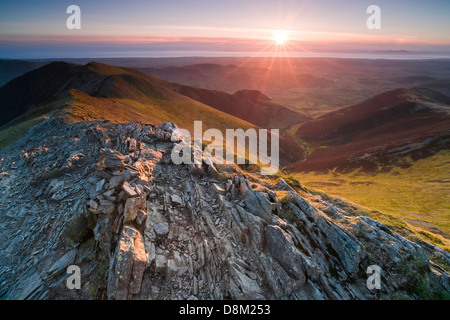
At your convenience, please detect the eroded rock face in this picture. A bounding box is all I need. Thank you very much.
[107,225,146,300]
[265,225,307,282]
[0,117,449,300]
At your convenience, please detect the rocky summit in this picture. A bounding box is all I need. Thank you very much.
[0,115,449,300]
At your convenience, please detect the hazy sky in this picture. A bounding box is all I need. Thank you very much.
[1,0,450,58]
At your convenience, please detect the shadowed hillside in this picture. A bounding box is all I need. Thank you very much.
[0,61,305,164]
[173,85,309,129]
[291,88,450,171]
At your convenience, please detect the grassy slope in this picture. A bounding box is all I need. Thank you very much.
[294,150,450,248]
[0,117,42,150]
[65,89,255,132]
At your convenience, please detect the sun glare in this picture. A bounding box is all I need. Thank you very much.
[273,30,288,45]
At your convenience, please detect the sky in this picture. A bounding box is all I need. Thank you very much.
[1,0,450,58]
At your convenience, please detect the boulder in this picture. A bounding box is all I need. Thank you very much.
[97,148,124,170]
[97,199,115,214]
[109,171,132,189]
[123,196,146,224]
[171,194,183,205]
[154,222,169,237]
[135,209,148,225]
[122,181,138,198]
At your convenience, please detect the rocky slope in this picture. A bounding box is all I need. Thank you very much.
[0,115,449,300]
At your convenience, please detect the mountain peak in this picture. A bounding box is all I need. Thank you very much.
[82,61,129,75]
[232,89,270,101]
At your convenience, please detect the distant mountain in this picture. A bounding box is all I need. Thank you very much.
[139,63,333,95]
[0,61,305,163]
[0,59,45,87]
[389,75,450,97]
[173,85,309,129]
[290,88,450,171]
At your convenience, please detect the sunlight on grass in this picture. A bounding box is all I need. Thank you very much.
[295,151,450,248]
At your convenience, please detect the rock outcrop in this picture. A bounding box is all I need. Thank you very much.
[0,116,449,300]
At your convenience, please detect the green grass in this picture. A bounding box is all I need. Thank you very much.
[0,117,42,150]
[294,151,450,249]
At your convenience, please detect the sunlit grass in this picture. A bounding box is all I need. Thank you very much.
[294,151,450,248]
[66,89,254,131]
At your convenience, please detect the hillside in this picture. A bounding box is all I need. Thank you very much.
[291,88,450,171]
[0,61,305,164]
[173,85,309,129]
[0,59,45,87]
[140,63,333,95]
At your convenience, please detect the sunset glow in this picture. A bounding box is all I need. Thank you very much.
[273,30,288,45]
[0,0,449,58]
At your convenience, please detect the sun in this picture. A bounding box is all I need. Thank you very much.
[273,30,288,45]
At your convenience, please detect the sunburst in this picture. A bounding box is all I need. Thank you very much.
[273,30,288,45]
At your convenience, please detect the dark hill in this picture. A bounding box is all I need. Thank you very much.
[0,61,178,126]
[0,59,46,87]
[174,85,309,129]
[291,88,450,171]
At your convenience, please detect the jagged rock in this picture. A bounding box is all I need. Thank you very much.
[230,184,239,199]
[136,209,148,226]
[277,178,296,193]
[243,191,273,222]
[289,191,319,221]
[265,225,307,282]
[158,122,178,134]
[122,181,137,197]
[107,226,146,299]
[155,254,168,273]
[166,259,178,278]
[171,194,183,205]
[1,118,448,301]
[128,138,137,152]
[109,171,132,189]
[88,199,98,210]
[129,230,146,295]
[317,218,363,274]
[47,249,78,277]
[239,177,249,193]
[97,148,124,170]
[93,215,113,249]
[98,199,115,214]
[103,188,115,198]
[96,179,106,192]
[228,259,265,299]
[63,207,90,246]
[123,196,146,224]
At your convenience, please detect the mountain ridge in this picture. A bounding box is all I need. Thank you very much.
[0,61,306,164]
[0,115,448,300]
[291,87,450,171]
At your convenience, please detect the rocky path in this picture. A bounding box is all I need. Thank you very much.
[0,116,449,300]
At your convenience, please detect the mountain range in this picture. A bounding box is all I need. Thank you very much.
[1,61,450,171]
[0,61,306,164]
